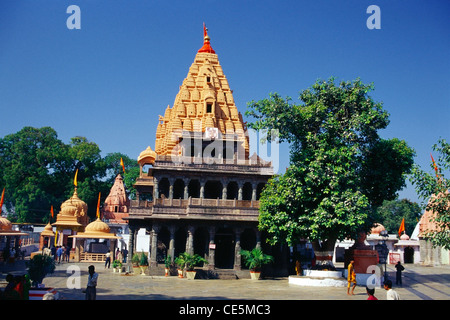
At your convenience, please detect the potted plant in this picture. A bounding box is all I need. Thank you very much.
[27,254,56,287]
[174,255,186,278]
[139,251,148,275]
[131,253,140,273]
[164,255,172,276]
[178,252,208,280]
[112,259,122,273]
[240,248,274,280]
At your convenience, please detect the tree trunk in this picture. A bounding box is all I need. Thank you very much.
[311,239,336,269]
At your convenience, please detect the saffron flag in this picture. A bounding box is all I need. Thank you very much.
[431,153,439,178]
[74,169,79,187]
[96,192,101,219]
[0,188,4,212]
[120,157,126,174]
[51,205,54,219]
[398,218,405,237]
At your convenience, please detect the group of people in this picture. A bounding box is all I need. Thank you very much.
[42,245,71,263]
[0,274,31,300]
[347,259,404,300]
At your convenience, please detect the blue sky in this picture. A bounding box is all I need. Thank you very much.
[0,0,449,204]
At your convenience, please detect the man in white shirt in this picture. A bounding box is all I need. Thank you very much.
[85,265,98,300]
[383,280,400,300]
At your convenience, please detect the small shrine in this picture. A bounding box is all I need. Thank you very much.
[0,216,29,262]
[38,223,55,251]
[70,218,120,262]
[52,187,89,249]
[102,174,130,229]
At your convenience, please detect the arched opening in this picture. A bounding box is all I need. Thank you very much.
[174,227,186,258]
[204,180,223,199]
[173,179,185,199]
[404,246,414,263]
[194,227,209,263]
[227,181,239,200]
[242,182,253,201]
[256,183,265,200]
[240,228,257,270]
[188,179,200,198]
[159,178,170,198]
[214,227,235,269]
[157,227,170,263]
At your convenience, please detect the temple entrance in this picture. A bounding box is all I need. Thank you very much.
[215,228,234,269]
[404,246,414,263]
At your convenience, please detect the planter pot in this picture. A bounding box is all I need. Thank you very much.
[165,268,170,276]
[132,266,140,274]
[29,287,60,300]
[185,270,196,280]
[177,269,184,278]
[250,271,261,280]
[140,265,148,275]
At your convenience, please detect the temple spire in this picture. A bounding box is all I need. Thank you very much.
[198,23,215,54]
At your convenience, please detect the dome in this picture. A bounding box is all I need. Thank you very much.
[60,189,88,217]
[138,146,157,166]
[370,223,386,234]
[40,223,55,237]
[400,233,410,240]
[0,216,12,231]
[84,218,111,234]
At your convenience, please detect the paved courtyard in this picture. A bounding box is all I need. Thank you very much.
[2,260,450,301]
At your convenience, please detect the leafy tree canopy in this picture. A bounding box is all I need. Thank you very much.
[0,126,138,223]
[374,198,422,236]
[246,78,415,247]
[410,138,450,249]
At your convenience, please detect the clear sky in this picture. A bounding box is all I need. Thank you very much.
[0,0,449,204]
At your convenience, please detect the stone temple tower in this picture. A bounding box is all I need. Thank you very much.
[127,25,287,277]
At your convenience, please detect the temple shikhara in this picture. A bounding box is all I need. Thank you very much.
[126,25,287,277]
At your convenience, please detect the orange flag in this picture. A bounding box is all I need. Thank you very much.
[96,192,101,219]
[74,169,79,187]
[51,205,54,219]
[0,188,5,212]
[120,157,126,174]
[398,218,405,237]
[431,153,439,179]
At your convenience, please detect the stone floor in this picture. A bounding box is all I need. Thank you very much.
[2,259,450,301]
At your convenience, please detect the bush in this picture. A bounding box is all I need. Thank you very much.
[26,254,55,287]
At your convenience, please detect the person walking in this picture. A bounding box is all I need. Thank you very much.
[65,245,71,262]
[56,246,63,264]
[347,260,357,295]
[384,280,400,300]
[395,261,405,286]
[85,265,98,300]
[105,250,111,269]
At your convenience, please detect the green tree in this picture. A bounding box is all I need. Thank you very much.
[0,127,69,222]
[374,199,422,236]
[246,78,415,262]
[0,127,138,223]
[410,138,450,249]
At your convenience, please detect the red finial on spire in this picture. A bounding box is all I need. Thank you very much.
[198,23,215,54]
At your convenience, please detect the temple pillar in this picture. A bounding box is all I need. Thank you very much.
[256,229,261,249]
[153,177,159,200]
[252,183,257,201]
[128,225,137,260]
[169,178,175,200]
[187,226,194,255]
[169,225,176,262]
[208,226,216,270]
[238,181,243,201]
[200,180,205,199]
[150,225,160,267]
[183,178,189,199]
[234,228,242,270]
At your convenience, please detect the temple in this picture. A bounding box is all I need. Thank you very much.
[127,25,288,277]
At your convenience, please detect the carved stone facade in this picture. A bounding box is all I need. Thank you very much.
[127,26,288,276]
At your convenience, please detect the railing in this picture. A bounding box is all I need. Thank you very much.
[80,253,106,262]
[131,197,259,209]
